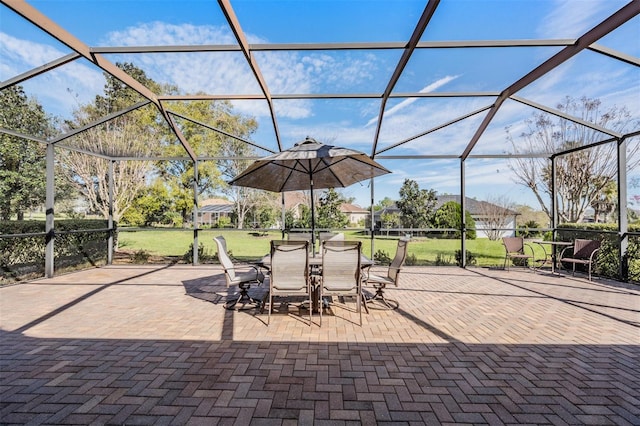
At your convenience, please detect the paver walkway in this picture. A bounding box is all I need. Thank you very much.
[1,265,639,425]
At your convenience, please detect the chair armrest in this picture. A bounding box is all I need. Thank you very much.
[235,264,261,272]
[523,243,536,258]
[559,246,574,259]
[536,243,548,259]
[236,265,265,282]
[589,248,600,262]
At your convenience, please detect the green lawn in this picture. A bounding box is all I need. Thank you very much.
[117,228,549,267]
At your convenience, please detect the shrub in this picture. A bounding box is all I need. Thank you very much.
[455,250,477,267]
[435,252,453,266]
[405,253,417,266]
[520,220,541,239]
[131,250,150,264]
[216,216,231,228]
[1,219,111,282]
[183,243,213,263]
[373,249,391,265]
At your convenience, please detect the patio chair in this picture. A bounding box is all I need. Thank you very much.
[559,239,601,281]
[502,237,535,272]
[288,232,314,254]
[214,236,264,310]
[317,232,344,254]
[364,238,408,310]
[320,240,363,326]
[268,240,312,326]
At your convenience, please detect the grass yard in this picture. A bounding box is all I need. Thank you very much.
[117,228,549,267]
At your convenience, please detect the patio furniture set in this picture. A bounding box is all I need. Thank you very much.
[502,236,602,281]
[214,235,408,326]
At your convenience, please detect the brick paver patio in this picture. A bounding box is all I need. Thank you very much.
[1,265,638,425]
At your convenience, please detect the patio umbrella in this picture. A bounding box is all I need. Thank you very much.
[229,137,391,250]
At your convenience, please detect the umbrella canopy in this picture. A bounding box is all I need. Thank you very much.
[229,137,391,250]
[229,137,391,192]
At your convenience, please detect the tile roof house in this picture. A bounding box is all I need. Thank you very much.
[340,203,369,226]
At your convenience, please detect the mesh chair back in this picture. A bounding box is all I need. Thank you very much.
[270,240,309,291]
[322,241,361,293]
[573,239,601,259]
[288,232,314,254]
[387,238,409,284]
[214,236,236,281]
[503,237,524,254]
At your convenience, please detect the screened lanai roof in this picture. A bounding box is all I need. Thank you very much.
[1,0,639,167]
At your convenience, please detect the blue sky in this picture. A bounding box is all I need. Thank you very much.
[1,0,639,209]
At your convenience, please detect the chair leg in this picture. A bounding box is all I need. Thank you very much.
[366,284,399,310]
[361,290,369,314]
[225,282,263,311]
[309,284,313,327]
[319,286,322,327]
[267,292,272,326]
[358,291,362,326]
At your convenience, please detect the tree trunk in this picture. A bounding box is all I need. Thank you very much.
[236,210,245,229]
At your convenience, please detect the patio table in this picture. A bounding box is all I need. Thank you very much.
[533,240,572,274]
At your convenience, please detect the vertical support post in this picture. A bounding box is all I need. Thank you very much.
[551,156,558,240]
[44,142,55,278]
[281,193,286,239]
[460,159,466,268]
[370,178,375,259]
[617,137,629,281]
[107,160,114,265]
[192,160,199,265]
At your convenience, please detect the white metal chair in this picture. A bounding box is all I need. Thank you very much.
[268,240,312,326]
[214,236,264,310]
[320,240,363,326]
[365,238,408,310]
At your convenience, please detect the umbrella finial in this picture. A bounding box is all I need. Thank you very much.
[296,136,317,147]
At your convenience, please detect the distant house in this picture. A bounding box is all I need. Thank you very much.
[199,198,234,227]
[278,192,369,228]
[374,195,519,238]
[340,203,369,226]
[436,195,519,238]
[283,191,309,220]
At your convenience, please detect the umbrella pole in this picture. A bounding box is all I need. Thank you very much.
[281,193,286,239]
[310,174,316,257]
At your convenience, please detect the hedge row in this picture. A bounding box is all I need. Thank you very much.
[556,223,640,282]
[0,220,112,283]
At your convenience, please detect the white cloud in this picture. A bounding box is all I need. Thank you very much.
[104,22,380,120]
[0,32,104,117]
[0,32,63,74]
[536,1,619,38]
[105,22,239,46]
[365,75,459,127]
